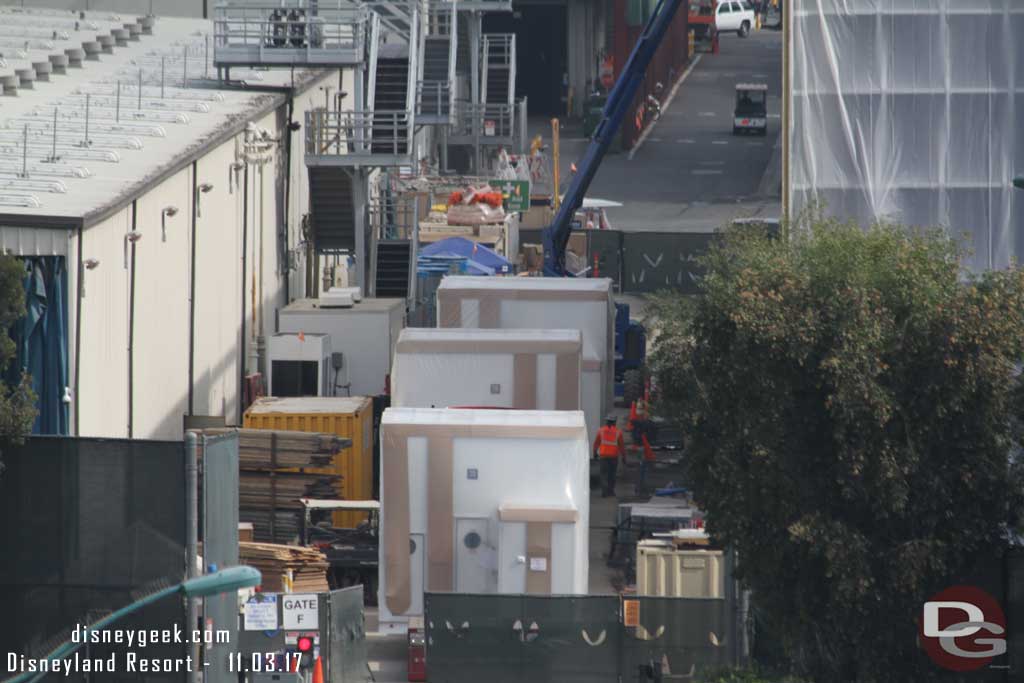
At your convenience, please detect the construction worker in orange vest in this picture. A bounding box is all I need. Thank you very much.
[593,415,625,498]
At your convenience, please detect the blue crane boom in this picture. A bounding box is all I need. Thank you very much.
[542,0,685,276]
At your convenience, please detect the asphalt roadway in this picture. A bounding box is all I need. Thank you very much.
[536,22,783,232]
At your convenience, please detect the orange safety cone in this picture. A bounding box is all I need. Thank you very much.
[627,400,638,432]
[312,656,324,683]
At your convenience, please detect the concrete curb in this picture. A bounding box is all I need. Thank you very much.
[755,130,784,198]
[628,54,703,161]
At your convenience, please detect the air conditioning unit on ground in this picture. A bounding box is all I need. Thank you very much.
[267,333,331,397]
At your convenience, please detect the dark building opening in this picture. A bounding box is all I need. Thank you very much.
[484,2,568,116]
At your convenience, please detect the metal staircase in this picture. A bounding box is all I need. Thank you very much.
[370,46,414,155]
[307,167,356,251]
[416,0,458,124]
[449,32,517,146]
[480,33,514,107]
[369,191,419,299]
[374,240,414,297]
[305,4,419,166]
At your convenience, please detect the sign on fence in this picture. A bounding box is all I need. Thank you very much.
[282,593,319,629]
[623,599,640,627]
[244,595,278,631]
[489,179,530,213]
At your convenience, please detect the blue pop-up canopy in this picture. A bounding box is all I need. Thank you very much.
[419,237,513,275]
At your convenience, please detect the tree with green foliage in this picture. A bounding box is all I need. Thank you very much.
[0,253,37,473]
[648,216,1024,682]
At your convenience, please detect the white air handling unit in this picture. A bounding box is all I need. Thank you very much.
[435,275,614,443]
[267,333,331,397]
[378,407,590,633]
[391,328,583,411]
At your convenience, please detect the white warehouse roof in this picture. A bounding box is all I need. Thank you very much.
[0,6,323,224]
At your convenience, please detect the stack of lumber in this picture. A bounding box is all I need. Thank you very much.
[194,427,351,544]
[239,541,330,593]
[203,428,349,470]
[239,472,341,510]
[239,509,302,544]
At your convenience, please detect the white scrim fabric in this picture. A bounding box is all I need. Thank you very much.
[788,0,1024,271]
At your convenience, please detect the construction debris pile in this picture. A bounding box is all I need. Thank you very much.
[239,541,331,593]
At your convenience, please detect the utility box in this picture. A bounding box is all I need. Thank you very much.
[243,396,375,528]
[267,333,332,398]
[436,276,614,443]
[279,298,406,397]
[391,328,583,410]
[636,540,724,598]
[378,408,590,633]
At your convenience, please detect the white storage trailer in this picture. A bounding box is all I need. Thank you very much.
[278,297,406,397]
[391,328,583,410]
[436,276,614,442]
[378,408,590,632]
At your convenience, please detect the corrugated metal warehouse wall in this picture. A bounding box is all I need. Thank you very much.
[63,69,353,440]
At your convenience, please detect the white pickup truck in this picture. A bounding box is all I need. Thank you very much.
[715,0,756,37]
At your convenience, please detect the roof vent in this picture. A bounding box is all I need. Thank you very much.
[112,28,129,47]
[49,53,69,74]
[15,69,36,90]
[138,16,156,35]
[65,47,85,67]
[123,23,142,41]
[82,41,101,60]
[1,75,17,97]
[32,61,52,81]
[97,34,115,54]
[0,193,41,208]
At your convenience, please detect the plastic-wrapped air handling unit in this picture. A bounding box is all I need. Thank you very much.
[392,327,582,411]
[378,408,590,633]
[436,275,614,442]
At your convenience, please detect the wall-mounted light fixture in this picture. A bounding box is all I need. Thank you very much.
[161,206,178,241]
[80,258,100,297]
[229,161,244,194]
[196,182,214,217]
[124,230,143,269]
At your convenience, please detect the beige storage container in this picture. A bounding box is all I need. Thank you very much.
[636,540,724,598]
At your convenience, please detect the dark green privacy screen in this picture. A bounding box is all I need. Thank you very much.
[0,437,187,680]
[424,593,737,682]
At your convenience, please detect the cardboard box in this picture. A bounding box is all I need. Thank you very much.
[520,205,555,230]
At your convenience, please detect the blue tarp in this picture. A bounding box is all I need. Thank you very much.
[419,237,512,275]
[5,256,69,435]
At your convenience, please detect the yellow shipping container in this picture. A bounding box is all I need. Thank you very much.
[243,396,375,528]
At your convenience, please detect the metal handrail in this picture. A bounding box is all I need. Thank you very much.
[212,4,369,52]
[453,101,515,138]
[305,108,412,157]
[480,33,515,106]
[425,0,456,36]
[369,195,419,241]
[416,81,452,116]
